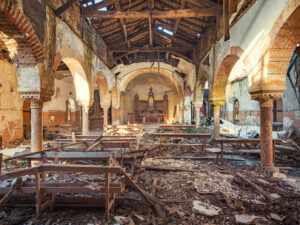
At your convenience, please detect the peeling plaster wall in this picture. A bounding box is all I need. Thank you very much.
[56,19,115,103]
[43,77,80,127]
[283,66,300,129]
[205,0,291,98]
[225,77,260,125]
[0,60,23,142]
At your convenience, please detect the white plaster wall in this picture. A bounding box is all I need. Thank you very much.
[56,19,115,94]
[283,66,300,111]
[113,62,184,92]
[43,77,79,112]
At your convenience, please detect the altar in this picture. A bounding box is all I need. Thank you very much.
[130,87,168,124]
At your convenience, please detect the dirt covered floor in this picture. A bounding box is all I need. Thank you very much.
[1,130,300,225]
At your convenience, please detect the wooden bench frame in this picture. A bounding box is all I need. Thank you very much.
[0,163,123,221]
[154,133,211,153]
[213,138,283,165]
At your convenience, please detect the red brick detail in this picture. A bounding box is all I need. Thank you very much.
[0,0,44,64]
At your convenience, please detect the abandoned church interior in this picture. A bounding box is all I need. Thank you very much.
[0,0,300,224]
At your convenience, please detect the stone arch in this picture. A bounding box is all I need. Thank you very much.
[211,46,251,101]
[249,1,300,94]
[120,67,184,99]
[193,69,209,103]
[0,0,44,95]
[93,72,110,107]
[53,53,91,107]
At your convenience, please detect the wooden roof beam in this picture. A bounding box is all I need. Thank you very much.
[109,46,192,53]
[173,0,186,35]
[113,50,194,64]
[83,8,218,19]
[114,1,130,47]
[149,0,153,46]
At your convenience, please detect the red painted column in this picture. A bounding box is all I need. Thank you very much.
[259,100,274,169]
[30,100,43,152]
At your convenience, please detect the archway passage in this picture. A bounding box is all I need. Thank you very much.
[121,73,180,124]
[249,3,300,170]
[43,61,81,137]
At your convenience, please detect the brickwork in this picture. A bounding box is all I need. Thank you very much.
[0,0,44,65]
[211,46,251,101]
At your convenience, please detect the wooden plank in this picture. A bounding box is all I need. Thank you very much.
[0,164,122,181]
[154,133,211,138]
[0,177,22,206]
[83,8,218,18]
[173,0,186,35]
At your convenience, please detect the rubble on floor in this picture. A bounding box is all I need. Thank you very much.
[0,125,300,225]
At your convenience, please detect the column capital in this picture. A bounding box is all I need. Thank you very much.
[251,91,283,107]
[79,100,93,109]
[30,99,43,109]
[193,101,203,108]
[209,99,225,107]
[21,90,52,102]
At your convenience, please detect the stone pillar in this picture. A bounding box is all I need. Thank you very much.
[193,103,202,128]
[30,100,43,152]
[251,93,282,170]
[81,105,89,136]
[103,106,109,129]
[210,100,225,138]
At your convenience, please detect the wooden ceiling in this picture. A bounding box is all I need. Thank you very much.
[57,0,234,67]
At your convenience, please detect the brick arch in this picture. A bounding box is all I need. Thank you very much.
[211,46,251,100]
[249,1,300,93]
[93,72,110,107]
[0,0,44,64]
[193,68,208,103]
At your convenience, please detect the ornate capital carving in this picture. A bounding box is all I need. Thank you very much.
[251,91,283,107]
[30,99,43,109]
[20,91,51,102]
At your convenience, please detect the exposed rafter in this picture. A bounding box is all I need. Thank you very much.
[173,0,186,35]
[109,46,192,53]
[148,0,153,46]
[83,8,218,19]
[114,1,130,47]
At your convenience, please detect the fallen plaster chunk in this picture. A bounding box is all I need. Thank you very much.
[235,214,258,224]
[270,213,283,221]
[270,193,281,199]
[114,216,128,225]
[0,180,10,188]
[192,201,222,216]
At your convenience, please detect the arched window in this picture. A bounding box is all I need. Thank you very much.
[65,100,71,122]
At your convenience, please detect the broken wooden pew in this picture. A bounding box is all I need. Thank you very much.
[154,133,211,153]
[0,163,124,221]
[13,151,123,167]
[213,138,283,165]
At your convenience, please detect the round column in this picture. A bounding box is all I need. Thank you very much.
[30,100,43,152]
[82,105,89,136]
[210,100,224,138]
[259,98,274,169]
[193,103,202,128]
[103,106,109,129]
